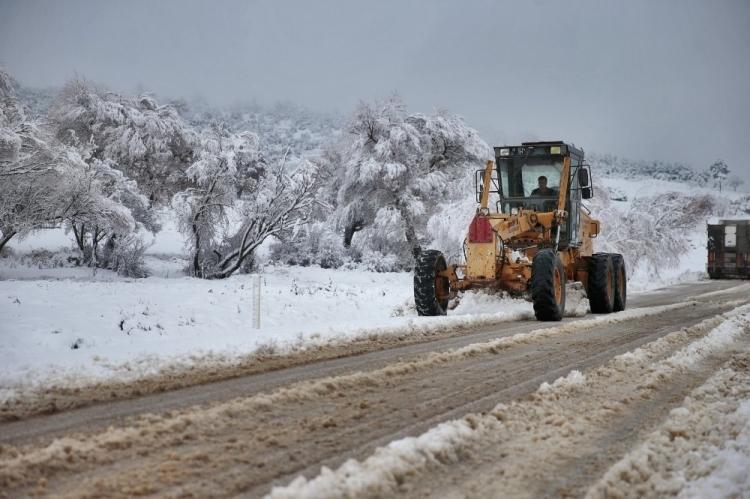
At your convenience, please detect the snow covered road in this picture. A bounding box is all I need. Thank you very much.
[0,279,748,498]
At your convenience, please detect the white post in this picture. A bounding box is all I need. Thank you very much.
[253,273,261,329]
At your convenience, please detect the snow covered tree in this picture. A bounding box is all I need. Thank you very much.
[0,69,84,252]
[173,124,252,277]
[336,96,489,262]
[174,124,318,278]
[708,159,730,192]
[50,78,197,203]
[34,78,179,273]
[728,174,744,192]
[62,154,155,270]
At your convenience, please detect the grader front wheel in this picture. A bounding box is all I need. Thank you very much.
[414,250,450,316]
[531,249,566,321]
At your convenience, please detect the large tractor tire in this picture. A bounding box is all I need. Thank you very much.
[588,253,615,314]
[414,250,450,316]
[611,253,627,312]
[531,249,566,321]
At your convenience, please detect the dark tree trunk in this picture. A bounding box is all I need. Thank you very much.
[343,220,365,248]
[71,224,93,264]
[191,222,203,278]
[0,230,16,254]
[72,224,85,253]
[91,227,105,265]
[395,201,421,258]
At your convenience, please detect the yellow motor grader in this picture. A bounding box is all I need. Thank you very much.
[414,141,626,321]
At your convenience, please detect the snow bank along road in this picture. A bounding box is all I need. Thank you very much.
[1,280,749,497]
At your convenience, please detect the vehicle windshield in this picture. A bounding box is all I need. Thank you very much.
[497,156,563,212]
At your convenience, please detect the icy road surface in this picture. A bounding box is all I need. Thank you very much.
[1,279,749,498]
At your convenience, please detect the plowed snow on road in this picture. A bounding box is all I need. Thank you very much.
[0,282,748,498]
[270,304,750,499]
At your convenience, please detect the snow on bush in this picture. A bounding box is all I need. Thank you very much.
[589,184,718,279]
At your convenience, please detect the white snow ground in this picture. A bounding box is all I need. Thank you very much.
[0,263,535,401]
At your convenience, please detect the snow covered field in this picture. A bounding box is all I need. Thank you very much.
[0,263,538,401]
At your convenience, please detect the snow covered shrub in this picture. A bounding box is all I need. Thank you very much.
[100,233,149,277]
[10,248,71,268]
[0,126,21,164]
[731,195,750,215]
[358,249,402,273]
[592,188,716,277]
[269,221,346,268]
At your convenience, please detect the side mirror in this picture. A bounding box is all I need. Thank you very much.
[578,166,593,199]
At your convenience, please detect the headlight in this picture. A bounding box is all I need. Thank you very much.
[479,207,490,216]
[499,148,510,156]
[511,207,519,216]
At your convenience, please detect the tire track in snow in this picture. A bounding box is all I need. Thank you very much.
[266,304,750,499]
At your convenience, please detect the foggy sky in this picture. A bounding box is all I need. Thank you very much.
[1,0,749,180]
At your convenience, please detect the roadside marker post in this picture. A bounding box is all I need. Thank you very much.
[253,274,261,330]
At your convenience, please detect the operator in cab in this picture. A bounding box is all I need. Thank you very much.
[530,176,557,197]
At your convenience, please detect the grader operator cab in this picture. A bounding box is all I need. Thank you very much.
[414,141,626,321]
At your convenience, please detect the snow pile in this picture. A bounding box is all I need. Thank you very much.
[564,282,589,317]
[584,305,750,498]
[267,417,490,499]
[679,400,750,498]
[666,304,750,369]
[587,356,750,499]
[538,369,586,394]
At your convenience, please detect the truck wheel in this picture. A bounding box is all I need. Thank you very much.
[588,253,615,313]
[611,254,627,312]
[414,250,450,316]
[531,249,566,321]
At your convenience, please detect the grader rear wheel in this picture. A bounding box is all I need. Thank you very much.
[611,253,627,312]
[531,249,566,321]
[414,250,450,316]
[588,253,615,314]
